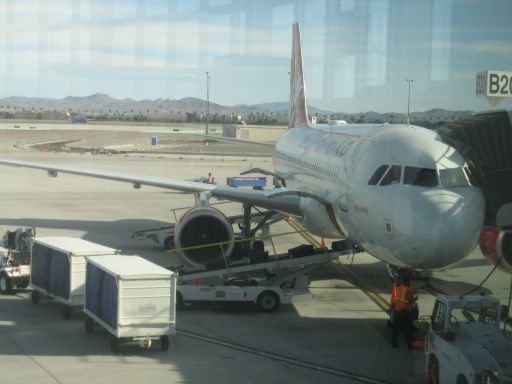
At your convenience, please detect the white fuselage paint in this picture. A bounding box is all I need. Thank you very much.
[273,123,485,270]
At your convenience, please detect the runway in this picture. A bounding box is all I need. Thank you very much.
[0,126,510,384]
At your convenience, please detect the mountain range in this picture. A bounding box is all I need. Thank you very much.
[0,93,473,123]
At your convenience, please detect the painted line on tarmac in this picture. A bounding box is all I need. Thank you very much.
[177,329,393,384]
[283,222,390,313]
[334,263,390,313]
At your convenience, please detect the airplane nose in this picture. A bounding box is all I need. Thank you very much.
[424,188,485,269]
[400,187,485,270]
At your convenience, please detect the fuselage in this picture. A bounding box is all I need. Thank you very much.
[273,123,485,270]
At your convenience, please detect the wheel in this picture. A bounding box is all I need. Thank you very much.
[163,236,175,250]
[31,290,40,305]
[456,375,469,384]
[61,306,72,320]
[160,335,170,351]
[257,291,280,313]
[0,272,12,294]
[427,355,439,384]
[85,317,94,333]
[110,336,121,353]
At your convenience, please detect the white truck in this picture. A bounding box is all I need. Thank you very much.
[0,227,35,293]
[425,295,512,384]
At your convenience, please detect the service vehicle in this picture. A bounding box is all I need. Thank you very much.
[226,176,267,189]
[176,240,353,312]
[0,227,35,293]
[425,294,512,384]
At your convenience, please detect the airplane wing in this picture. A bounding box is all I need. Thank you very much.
[0,158,302,216]
[202,135,276,147]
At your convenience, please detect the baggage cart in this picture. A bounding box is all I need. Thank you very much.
[30,237,119,318]
[84,255,177,352]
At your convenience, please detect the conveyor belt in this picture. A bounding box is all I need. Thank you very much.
[436,109,512,225]
[179,245,352,281]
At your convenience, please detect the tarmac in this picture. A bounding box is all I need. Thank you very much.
[0,125,511,384]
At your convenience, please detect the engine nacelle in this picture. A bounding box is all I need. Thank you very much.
[174,207,234,268]
[479,226,512,273]
[298,197,341,238]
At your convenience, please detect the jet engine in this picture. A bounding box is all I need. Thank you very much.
[479,226,512,273]
[174,207,234,268]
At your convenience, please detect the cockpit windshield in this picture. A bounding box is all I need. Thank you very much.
[403,167,438,187]
[368,165,389,185]
[439,168,469,187]
[379,165,401,186]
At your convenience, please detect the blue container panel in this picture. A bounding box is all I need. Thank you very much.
[31,243,70,300]
[85,263,118,330]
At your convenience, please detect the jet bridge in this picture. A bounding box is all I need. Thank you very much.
[437,109,512,226]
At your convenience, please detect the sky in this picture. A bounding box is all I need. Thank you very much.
[0,0,511,113]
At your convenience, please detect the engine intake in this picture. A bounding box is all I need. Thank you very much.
[479,226,512,273]
[174,207,234,267]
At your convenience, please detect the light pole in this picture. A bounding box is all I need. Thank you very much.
[406,79,413,125]
[206,71,210,136]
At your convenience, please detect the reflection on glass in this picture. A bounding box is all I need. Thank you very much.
[439,168,468,187]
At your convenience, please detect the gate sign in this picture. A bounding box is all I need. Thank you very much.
[476,70,512,97]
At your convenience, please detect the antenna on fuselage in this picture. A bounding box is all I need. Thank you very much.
[406,78,413,125]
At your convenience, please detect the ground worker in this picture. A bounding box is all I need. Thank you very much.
[207,172,214,184]
[391,276,416,349]
[388,277,397,327]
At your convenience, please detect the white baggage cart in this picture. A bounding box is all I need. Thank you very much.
[84,255,177,352]
[30,237,119,318]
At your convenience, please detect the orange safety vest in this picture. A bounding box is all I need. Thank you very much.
[391,281,397,308]
[394,284,413,312]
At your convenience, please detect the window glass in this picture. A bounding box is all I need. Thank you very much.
[439,168,468,187]
[449,306,498,326]
[464,167,478,186]
[403,167,438,187]
[478,307,498,325]
[368,164,389,185]
[379,165,401,186]
[432,301,446,331]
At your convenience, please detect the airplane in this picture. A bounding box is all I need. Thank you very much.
[0,23,509,274]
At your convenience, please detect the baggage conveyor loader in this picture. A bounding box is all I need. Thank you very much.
[171,232,356,313]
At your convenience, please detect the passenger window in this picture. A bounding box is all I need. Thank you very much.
[368,165,389,185]
[439,168,469,187]
[404,167,438,187]
[379,165,401,186]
